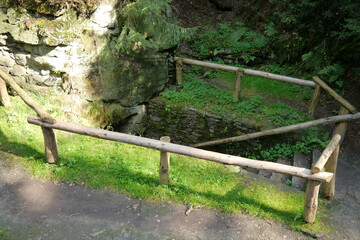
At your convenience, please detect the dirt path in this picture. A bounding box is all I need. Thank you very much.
[0,157,310,240]
[1,152,359,240]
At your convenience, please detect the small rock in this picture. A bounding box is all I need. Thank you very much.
[259,170,272,178]
[0,55,15,67]
[90,5,116,28]
[14,53,29,66]
[10,65,26,76]
[41,69,50,76]
[0,35,6,45]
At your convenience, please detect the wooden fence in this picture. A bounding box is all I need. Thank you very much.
[173,57,358,203]
[174,57,357,117]
[1,61,359,224]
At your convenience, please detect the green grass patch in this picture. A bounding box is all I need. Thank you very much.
[0,96,329,233]
[0,230,11,240]
[162,72,308,125]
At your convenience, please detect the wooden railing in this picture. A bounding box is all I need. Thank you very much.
[174,57,359,201]
[1,60,359,224]
[174,57,357,117]
[27,115,332,223]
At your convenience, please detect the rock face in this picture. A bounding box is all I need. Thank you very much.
[0,0,184,133]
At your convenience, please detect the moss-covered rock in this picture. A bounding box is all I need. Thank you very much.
[8,0,99,16]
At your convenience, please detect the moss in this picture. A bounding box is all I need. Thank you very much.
[86,101,127,128]
[9,0,99,16]
[21,10,82,46]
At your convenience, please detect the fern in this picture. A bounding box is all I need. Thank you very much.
[116,0,193,55]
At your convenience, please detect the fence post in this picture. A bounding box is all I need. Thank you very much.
[233,69,243,101]
[41,127,58,163]
[0,77,10,107]
[303,180,321,223]
[323,106,349,198]
[175,57,183,85]
[159,136,171,184]
[307,84,321,118]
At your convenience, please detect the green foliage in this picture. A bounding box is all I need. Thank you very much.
[116,0,193,55]
[0,230,10,240]
[190,22,267,63]
[161,73,264,119]
[258,129,329,161]
[86,101,125,128]
[318,64,345,89]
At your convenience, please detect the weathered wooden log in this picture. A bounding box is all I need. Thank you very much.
[324,107,349,197]
[178,57,316,87]
[243,69,316,87]
[312,76,357,114]
[0,77,11,107]
[303,180,321,223]
[179,57,238,72]
[192,112,360,148]
[159,136,171,185]
[28,115,333,182]
[307,84,321,118]
[41,127,58,163]
[233,69,243,101]
[311,134,341,173]
[0,69,55,123]
[175,57,183,85]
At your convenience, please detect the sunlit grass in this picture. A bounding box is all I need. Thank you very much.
[0,95,329,234]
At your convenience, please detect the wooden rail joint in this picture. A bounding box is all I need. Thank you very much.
[312,76,357,114]
[311,134,341,174]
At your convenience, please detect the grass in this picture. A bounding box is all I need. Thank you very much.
[0,95,330,234]
[162,72,308,126]
[0,230,10,240]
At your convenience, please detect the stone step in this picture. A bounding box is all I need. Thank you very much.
[292,153,311,190]
[270,158,292,184]
[312,148,322,166]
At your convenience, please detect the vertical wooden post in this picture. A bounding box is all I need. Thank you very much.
[303,180,321,223]
[159,136,171,185]
[0,77,11,107]
[323,106,349,198]
[41,127,58,163]
[307,84,321,118]
[175,58,183,85]
[233,69,243,101]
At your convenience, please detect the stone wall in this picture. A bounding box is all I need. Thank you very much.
[0,0,179,133]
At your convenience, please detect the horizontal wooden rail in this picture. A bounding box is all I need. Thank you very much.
[312,76,357,114]
[176,57,239,72]
[175,57,316,88]
[311,134,341,173]
[192,112,360,148]
[243,69,316,87]
[28,115,333,183]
